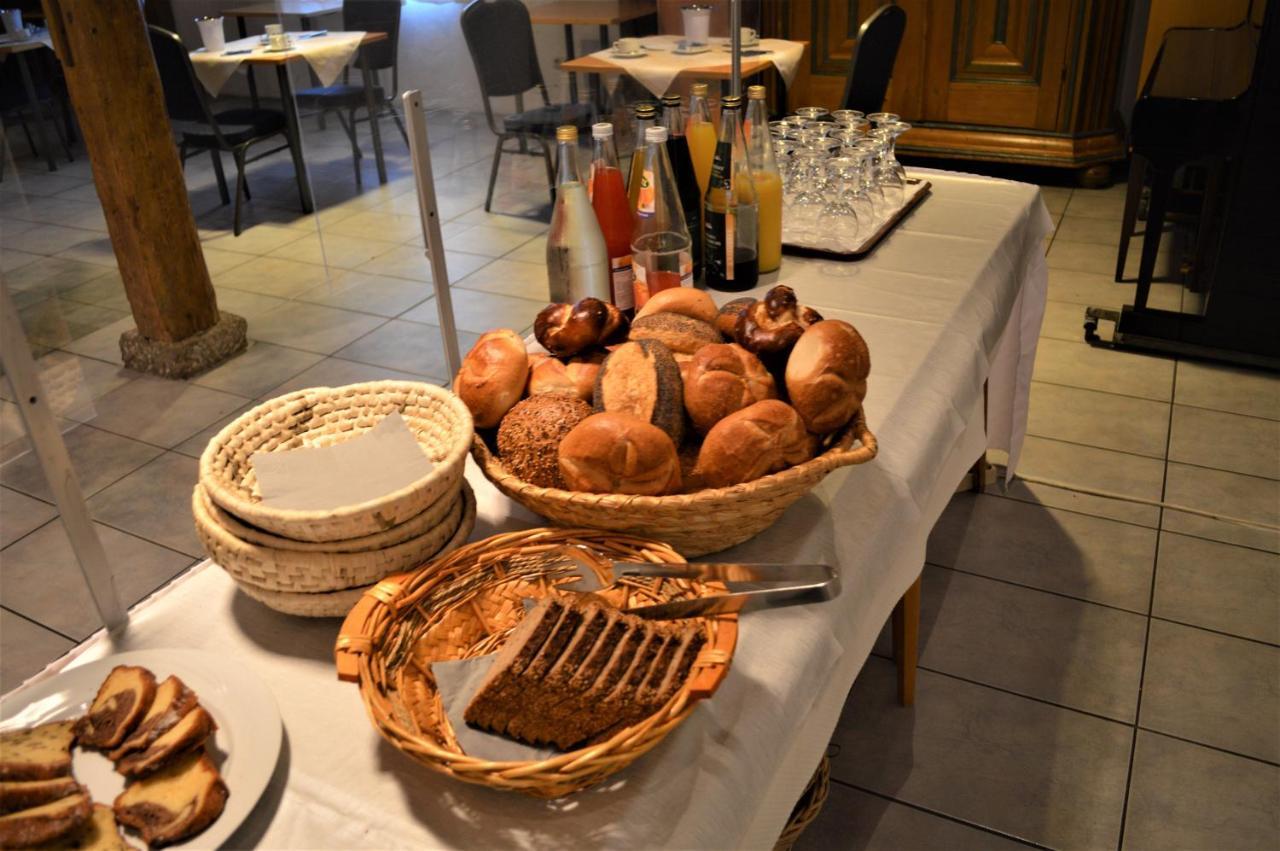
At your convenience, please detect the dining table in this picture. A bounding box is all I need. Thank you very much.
[529,0,657,105]
[0,167,1052,847]
[0,28,61,172]
[222,0,344,108]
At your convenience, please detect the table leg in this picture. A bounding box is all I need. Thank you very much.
[276,63,314,213]
[15,53,56,172]
[592,24,608,111]
[563,24,579,104]
[360,52,386,185]
[1134,163,1171,311]
[237,16,260,110]
[891,574,921,706]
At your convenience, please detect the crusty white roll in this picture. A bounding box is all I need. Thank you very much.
[558,413,681,495]
[629,312,722,355]
[695,400,816,488]
[784,320,871,434]
[634,287,719,325]
[683,343,777,433]
[455,329,529,429]
[528,357,598,402]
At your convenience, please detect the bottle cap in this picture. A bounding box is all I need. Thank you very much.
[555,125,578,141]
[661,93,683,107]
[634,102,658,117]
[591,122,613,139]
[720,94,743,109]
[747,85,766,100]
[645,126,669,143]
[691,82,709,96]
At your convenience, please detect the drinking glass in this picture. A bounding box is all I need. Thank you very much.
[870,129,904,207]
[816,157,862,248]
[853,139,885,218]
[831,109,865,127]
[867,112,900,129]
[802,120,840,137]
[883,120,911,181]
[768,120,789,138]
[773,139,797,203]
[788,149,828,234]
[794,106,829,122]
[779,115,808,133]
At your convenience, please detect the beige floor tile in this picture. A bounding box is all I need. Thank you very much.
[1032,337,1174,402]
[246,302,387,355]
[322,209,424,243]
[2,256,115,295]
[1168,405,1280,479]
[1174,360,1280,421]
[0,351,139,419]
[1162,462,1280,553]
[186,342,323,399]
[400,289,545,334]
[441,224,540,258]
[59,316,134,366]
[0,609,74,694]
[1038,186,1072,216]
[19,300,129,350]
[1153,532,1279,645]
[917,566,1146,721]
[5,223,101,257]
[60,273,130,311]
[503,237,547,266]
[214,255,337,299]
[87,452,203,558]
[1048,238,1175,280]
[1062,184,1128,219]
[1054,215,1126,247]
[1124,731,1279,851]
[0,487,57,548]
[253,356,430,402]
[451,258,548,301]
[1,248,41,273]
[335,320,479,379]
[0,423,162,501]
[268,231,401,270]
[296,271,432,317]
[0,171,88,199]
[75,376,249,449]
[1027,381,1170,459]
[1040,299,1095,342]
[830,659,1132,850]
[1007,435,1165,527]
[1141,619,1279,763]
[353,245,492,283]
[202,223,312,256]
[452,208,550,235]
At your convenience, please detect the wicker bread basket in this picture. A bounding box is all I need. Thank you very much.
[193,481,475,593]
[335,527,737,798]
[229,484,477,617]
[473,409,877,557]
[199,381,473,543]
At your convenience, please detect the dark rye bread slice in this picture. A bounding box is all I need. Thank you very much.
[107,676,199,762]
[0,777,80,816]
[113,750,227,848]
[533,606,625,735]
[75,666,157,750]
[590,630,708,745]
[462,598,565,733]
[562,626,676,750]
[36,803,136,851]
[0,790,91,848]
[115,707,216,779]
[549,621,666,749]
[494,605,586,740]
[0,722,77,782]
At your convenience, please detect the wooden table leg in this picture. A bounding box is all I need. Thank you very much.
[892,574,921,706]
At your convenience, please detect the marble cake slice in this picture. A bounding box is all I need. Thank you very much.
[75,666,157,750]
[113,750,227,848]
[0,790,91,848]
[108,675,199,762]
[0,776,80,816]
[115,706,216,779]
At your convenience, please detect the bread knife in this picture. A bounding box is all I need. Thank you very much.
[614,562,839,619]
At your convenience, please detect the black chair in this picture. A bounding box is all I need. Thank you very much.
[295,0,407,187]
[840,5,907,114]
[0,52,74,176]
[147,25,307,236]
[460,0,595,213]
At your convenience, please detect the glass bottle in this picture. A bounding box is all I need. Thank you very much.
[627,102,658,208]
[703,95,759,292]
[631,125,694,308]
[587,122,636,313]
[685,82,717,199]
[745,84,782,273]
[660,93,703,283]
[547,125,610,304]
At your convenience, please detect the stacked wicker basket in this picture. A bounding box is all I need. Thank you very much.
[193,381,476,617]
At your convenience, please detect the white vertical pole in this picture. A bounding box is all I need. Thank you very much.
[402,90,463,380]
[0,281,126,632]
[729,0,742,97]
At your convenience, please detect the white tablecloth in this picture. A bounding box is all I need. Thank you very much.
[2,169,1051,849]
[586,35,805,98]
[189,31,366,96]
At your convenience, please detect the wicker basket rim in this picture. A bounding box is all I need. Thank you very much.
[473,408,877,508]
[199,381,474,524]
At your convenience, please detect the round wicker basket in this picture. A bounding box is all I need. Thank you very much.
[335,527,738,798]
[773,755,831,851]
[193,481,474,593]
[472,410,877,557]
[199,381,473,543]
[230,485,477,618]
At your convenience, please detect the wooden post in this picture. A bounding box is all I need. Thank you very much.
[41,0,246,376]
[892,574,921,707]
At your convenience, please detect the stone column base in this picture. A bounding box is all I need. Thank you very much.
[120,312,248,379]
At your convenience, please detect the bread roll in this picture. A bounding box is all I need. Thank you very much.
[498,395,593,489]
[716,297,755,338]
[629,313,722,355]
[695,400,816,488]
[558,413,681,495]
[593,340,685,445]
[528,358,597,402]
[535,298,628,357]
[785,320,871,434]
[734,285,823,356]
[456,329,529,429]
[634,287,718,325]
[683,343,776,433]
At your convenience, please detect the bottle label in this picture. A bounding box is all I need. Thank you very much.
[638,170,655,214]
[726,211,735,281]
[633,264,649,308]
[611,254,634,310]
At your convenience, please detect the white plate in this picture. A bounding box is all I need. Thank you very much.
[0,649,282,850]
[610,50,647,59]
[673,46,711,55]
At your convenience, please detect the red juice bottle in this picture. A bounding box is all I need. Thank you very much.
[588,122,636,314]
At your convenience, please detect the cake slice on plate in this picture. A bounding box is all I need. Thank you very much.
[0,790,91,848]
[115,707,216,779]
[107,677,198,762]
[75,667,157,750]
[34,804,136,851]
[0,721,77,781]
[113,750,227,848]
[0,777,80,816]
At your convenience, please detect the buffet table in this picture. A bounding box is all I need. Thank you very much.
[3,169,1051,849]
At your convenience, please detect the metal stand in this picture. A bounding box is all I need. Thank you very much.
[729,0,742,96]
[0,281,125,632]
[402,90,462,380]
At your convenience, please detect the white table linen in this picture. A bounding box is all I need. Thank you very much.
[189,31,366,96]
[586,35,805,98]
[1,168,1051,849]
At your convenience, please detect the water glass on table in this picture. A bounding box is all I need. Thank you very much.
[195,15,226,53]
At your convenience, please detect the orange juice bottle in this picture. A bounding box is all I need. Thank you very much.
[746,84,782,272]
[628,103,658,208]
[686,82,717,199]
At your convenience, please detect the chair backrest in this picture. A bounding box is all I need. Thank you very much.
[841,4,907,114]
[147,25,215,126]
[460,0,545,100]
[344,0,401,72]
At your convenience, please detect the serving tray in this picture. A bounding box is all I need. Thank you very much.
[782,179,931,261]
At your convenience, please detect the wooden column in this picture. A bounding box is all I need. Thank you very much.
[41,0,226,347]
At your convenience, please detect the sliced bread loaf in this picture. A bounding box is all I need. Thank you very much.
[0,790,91,848]
[34,804,136,851]
[0,777,80,816]
[0,721,77,782]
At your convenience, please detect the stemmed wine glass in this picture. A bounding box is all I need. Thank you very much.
[867,112,900,129]
[881,120,911,181]
[870,128,905,207]
[816,157,862,248]
[788,149,828,234]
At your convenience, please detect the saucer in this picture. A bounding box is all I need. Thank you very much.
[673,44,710,55]
[610,49,647,59]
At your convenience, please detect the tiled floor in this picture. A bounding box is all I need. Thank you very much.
[2,111,1278,849]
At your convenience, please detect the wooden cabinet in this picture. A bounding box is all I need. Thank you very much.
[771,0,1129,183]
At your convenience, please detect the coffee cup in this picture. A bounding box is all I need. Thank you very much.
[195,15,226,53]
[614,37,641,54]
[1,9,23,35]
[741,27,758,45]
[269,31,292,50]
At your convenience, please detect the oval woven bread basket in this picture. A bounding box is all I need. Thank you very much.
[472,409,877,557]
[335,527,738,798]
[199,381,473,543]
[230,484,477,617]
[193,480,474,593]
